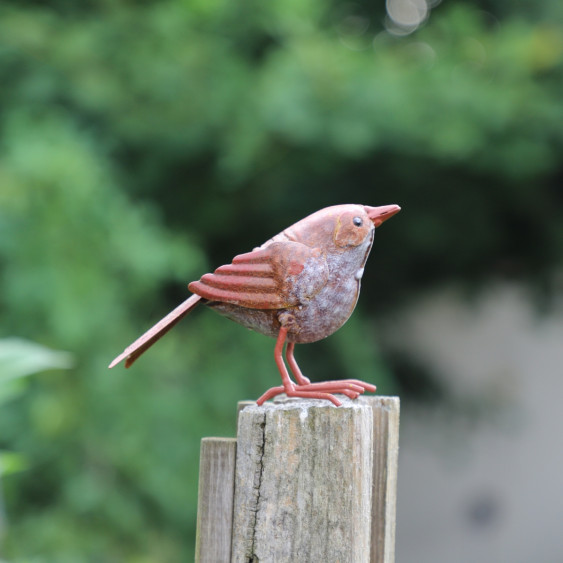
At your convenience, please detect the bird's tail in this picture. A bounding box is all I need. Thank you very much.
[109,294,202,369]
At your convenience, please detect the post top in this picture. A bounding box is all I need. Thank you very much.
[239,395,400,415]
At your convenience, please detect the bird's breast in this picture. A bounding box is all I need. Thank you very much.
[285,248,366,343]
[287,272,361,343]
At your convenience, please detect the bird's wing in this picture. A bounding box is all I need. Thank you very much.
[188,241,329,310]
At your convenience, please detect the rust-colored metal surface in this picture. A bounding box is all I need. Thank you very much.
[109,203,400,406]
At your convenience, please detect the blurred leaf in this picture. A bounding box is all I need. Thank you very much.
[0,452,28,476]
[0,339,73,384]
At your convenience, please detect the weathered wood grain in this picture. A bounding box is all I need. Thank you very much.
[362,396,400,563]
[195,437,237,563]
[237,400,254,423]
[231,399,374,562]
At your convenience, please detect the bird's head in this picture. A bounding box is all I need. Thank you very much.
[333,204,401,248]
[279,204,400,253]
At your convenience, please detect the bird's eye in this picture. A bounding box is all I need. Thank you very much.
[353,217,363,227]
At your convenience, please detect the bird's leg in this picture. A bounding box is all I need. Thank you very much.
[255,326,295,405]
[257,327,347,407]
[286,342,374,399]
[285,342,310,385]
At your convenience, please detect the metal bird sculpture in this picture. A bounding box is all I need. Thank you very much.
[109,203,400,406]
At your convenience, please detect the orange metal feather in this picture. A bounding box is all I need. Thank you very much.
[108,294,202,368]
[188,241,328,310]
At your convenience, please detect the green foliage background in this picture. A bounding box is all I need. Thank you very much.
[0,0,561,559]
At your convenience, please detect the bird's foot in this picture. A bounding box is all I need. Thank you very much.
[262,329,377,407]
[256,385,285,405]
[256,384,343,407]
[300,379,376,394]
[256,380,376,407]
[297,379,376,402]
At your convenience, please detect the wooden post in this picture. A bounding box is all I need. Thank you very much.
[231,400,374,562]
[194,397,400,563]
[195,437,237,563]
[236,400,254,421]
[363,396,400,563]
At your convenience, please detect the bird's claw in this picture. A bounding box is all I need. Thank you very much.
[256,385,344,407]
[256,379,376,407]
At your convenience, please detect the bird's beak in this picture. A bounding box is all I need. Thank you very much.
[364,204,401,227]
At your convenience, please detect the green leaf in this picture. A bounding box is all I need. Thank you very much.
[0,451,29,476]
[0,339,73,383]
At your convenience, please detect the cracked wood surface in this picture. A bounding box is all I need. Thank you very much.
[231,400,374,562]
